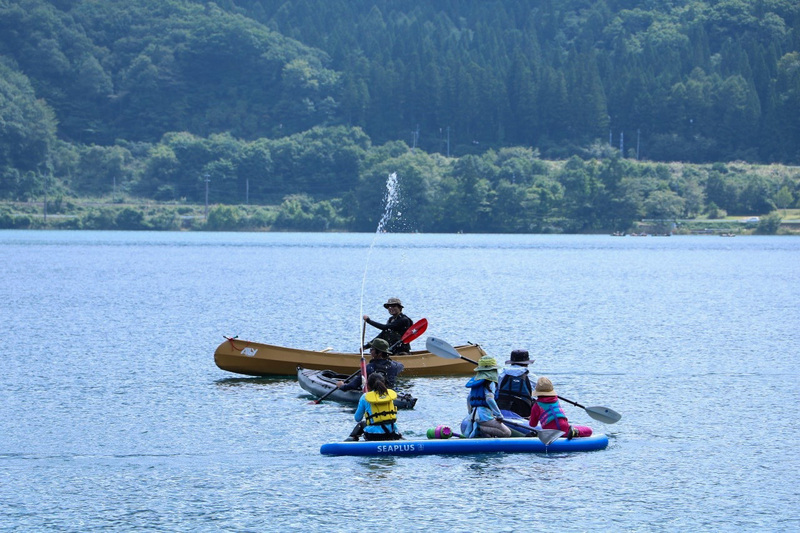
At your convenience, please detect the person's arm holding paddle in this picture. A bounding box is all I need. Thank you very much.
[363,297,413,353]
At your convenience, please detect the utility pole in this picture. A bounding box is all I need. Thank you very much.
[620,131,624,157]
[637,129,641,160]
[204,174,210,218]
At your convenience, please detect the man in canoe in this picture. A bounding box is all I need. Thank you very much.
[363,297,413,354]
[337,338,405,391]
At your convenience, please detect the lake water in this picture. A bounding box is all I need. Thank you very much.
[1,230,798,531]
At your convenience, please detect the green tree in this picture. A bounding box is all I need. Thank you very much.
[0,61,58,199]
[644,189,684,220]
[756,211,782,234]
[205,205,242,231]
[774,185,794,215]
[74,145,132,194]
[115,207,147,229]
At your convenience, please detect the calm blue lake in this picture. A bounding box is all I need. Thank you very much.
[1,230,798,531]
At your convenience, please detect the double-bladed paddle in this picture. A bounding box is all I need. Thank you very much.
[504,419,565,445]
[388,318,427,351]
[309,318,429,404]
[556,396,621,424]
[425,336,622,425]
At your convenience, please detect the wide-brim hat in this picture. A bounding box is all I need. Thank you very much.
[505,349,534,365]
[383,297,403,309]
[369,338,391,353]
[474,355,499,372]
[533,376,557,397]
[475,369,499,383]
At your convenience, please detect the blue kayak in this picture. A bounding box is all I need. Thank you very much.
[320,434,608,456]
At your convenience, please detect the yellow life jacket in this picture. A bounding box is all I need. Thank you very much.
[364,390,398,426]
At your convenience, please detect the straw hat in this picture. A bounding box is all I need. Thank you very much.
[505,349,534,365]
[534,376,557,397]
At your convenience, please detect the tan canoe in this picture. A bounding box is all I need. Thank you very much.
[214,337,485,377]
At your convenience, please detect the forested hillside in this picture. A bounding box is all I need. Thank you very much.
[1,0,799,232]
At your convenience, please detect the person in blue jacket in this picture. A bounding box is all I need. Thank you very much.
[463,355,512,438]
[344,372,402,442]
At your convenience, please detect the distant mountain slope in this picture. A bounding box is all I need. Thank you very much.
[1,0,799,171]
[0,0,340,144]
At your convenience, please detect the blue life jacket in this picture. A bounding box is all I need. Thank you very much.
[466,378,490,407]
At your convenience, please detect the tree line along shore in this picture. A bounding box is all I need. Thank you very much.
[2,153,798,235]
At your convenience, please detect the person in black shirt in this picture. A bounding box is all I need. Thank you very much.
[363,297,413,354]
[495,349,536,418]
[338,338,404,390]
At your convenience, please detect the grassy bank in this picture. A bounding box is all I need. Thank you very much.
[2,198,799,234]
[0,197,280,231]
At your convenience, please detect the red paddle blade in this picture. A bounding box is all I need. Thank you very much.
[401,318,428,343]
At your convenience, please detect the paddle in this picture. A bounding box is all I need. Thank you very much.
[556,396,622,425]
[426,336,476,364]
[425,336,622,425]
[359,321,368,393]
[509,421,565,445]
[309,369,360,404]
[310,319,429,405]
[499,410,566,445]
[388,318,428,352]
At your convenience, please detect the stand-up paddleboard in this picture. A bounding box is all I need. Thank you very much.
[320,434,608,456]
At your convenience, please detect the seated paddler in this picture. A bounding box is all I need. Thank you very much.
[344,372,402,442]
[496,349,537,418]
[530,377,593,439]
[363,297,413,354]
[463,355,512,438]
[337,338,404,391]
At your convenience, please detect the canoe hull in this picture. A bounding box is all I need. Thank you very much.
[320,434,609,456]
[297,367,417,409]
[214,338,484,377]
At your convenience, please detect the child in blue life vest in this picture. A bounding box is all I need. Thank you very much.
[529,377,592,439]
[344,372,402,442]
[496,349,537,418]
[463,356,512,438]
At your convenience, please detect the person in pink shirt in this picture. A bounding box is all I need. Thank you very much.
[529,377,592,439]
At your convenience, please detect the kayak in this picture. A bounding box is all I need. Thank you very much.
[320,434,609,456]
[297,367,418,409]
[214,337,485,377]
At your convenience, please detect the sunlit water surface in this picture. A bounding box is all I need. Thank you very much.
[2,231,798,531]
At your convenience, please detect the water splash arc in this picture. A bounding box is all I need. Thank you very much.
[358,173,400,352]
